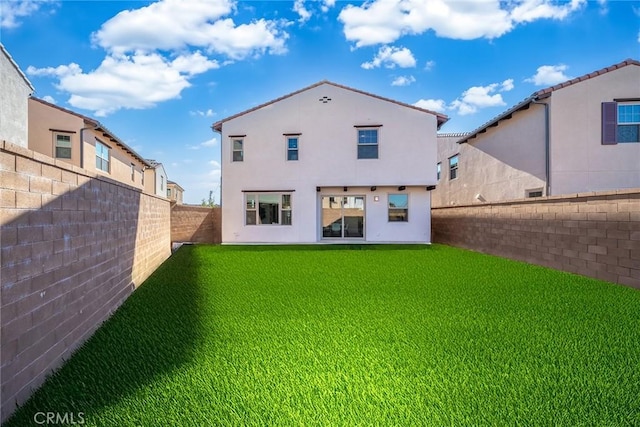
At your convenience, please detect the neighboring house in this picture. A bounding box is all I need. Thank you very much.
[28,97,149,189]
[213,80,448,244]
[167,181,184,204]
[144,160,168,198]
[433,58,640,207]
[1,43,34,148]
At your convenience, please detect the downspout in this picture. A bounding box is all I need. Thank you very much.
[532,99,550,196]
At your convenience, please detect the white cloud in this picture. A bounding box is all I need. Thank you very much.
[1,0,57,29]
[293,0,312,23]
[187,137,218,150]
[391,75,416,86]
[510,0,586,23]
[525,64,571,86]
[41,95,56,104]
[201,137,218,147]
[338,0,586,48]
[321,0,336,13]
[209,160,221,168]
[361,45,416,69]
[27,63,82,78]
[92,0,287,59]
[28,52,219,116]
[501,78,514,91]
[414,98,447,112]
[29,0,289,116]
[449,82,509,115]
[190,109,215,117]
[424,60,436,71]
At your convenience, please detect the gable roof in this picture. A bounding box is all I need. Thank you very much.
[212,80,449,132]
[30,97,151,167]
[1,43,35,92]
[167,180,184,191]
[458,58,640,144]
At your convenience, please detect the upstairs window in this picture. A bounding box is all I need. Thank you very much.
[131,163,135,181]
[437,162,441,180]
[357,128,379,159]
[602,102,640,144]
[287,137,299,161]
[232,139,244,161]
[54,133,72,159]
[95,141,110,172]
[449,154,459,180]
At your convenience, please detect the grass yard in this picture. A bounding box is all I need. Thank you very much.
[5,244,640,426]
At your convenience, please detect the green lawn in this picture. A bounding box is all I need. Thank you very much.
[5,244,640,426]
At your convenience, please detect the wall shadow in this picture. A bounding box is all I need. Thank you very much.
[1,159,171,424]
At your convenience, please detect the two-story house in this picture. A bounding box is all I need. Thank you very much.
[144,159,168,198]
[213,80,448,244]
[28,97,150,190]
[167,181,184,204]
[1,43,34,148]
[432,59,640,207]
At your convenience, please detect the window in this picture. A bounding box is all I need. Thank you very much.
[437,162,441,180]
[167,188,172,197]
[388,194,408,222]
[449,155,459,180]
[602,102,640,144]
[161,176,164,191]
[131,164,135,181]
[95,141,110,172]
[617,104,640,143]
[232,139,243,161]
[526,189,543,198]
[54,133,72,159]
[245,193,292,225]
[357,128,378,159]
[287,137,299,161]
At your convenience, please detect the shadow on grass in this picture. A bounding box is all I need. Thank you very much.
[3,246,204,426]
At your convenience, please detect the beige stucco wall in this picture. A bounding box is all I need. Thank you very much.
[28,98,84,167]
[432,105,546,207]
[82,130,146,190]
[28,99,146,190]
[0,48,32,148]
[549,64,640,195]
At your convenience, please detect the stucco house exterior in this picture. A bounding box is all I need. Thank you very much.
[432,59,640,207]
[28,97,150,190]
[213,80,448,244]
[144,160,168,198]
[167,181,184,204]
[1,44,34,148]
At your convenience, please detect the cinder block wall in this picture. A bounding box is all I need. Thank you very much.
[432,190,640,289]
[0,141,171,422]
[170,205,221,244]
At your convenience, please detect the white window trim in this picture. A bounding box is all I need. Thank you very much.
[245,192,293,226]
[231,137,244,162]
[356,127,380,159]
[449,154,459,180]
[388,193,409,222]
[53,132,73,159]
[95,140,110,173]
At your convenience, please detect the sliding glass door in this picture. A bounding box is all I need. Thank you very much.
[321,196,365,239]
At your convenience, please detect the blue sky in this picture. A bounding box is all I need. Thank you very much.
[1,0,638,204]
